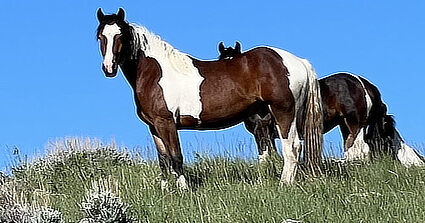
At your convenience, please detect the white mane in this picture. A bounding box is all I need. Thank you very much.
[130,24,195,75]
[129,23,205,120]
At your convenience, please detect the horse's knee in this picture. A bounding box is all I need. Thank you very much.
[345,134,355,149]
[153,135,168,155]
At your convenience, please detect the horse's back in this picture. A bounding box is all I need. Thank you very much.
[320,73,369,131]
[357,76,385,111]
[191,46,307,127]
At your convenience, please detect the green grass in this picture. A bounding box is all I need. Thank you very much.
[2,138,425,222]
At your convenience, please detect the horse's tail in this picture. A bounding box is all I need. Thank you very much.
[359,77,424,165]
[358,76,392,157]
[301,59,324,174]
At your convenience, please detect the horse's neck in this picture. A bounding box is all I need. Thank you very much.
[120,59,138,90]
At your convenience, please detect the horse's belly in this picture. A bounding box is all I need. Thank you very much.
[195,97,264,130]
[179,115,243,130]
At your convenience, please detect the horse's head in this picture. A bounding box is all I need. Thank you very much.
[248,113,275,154]
[218,41,242,60]
[96,8,132,77]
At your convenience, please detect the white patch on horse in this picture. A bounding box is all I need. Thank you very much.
[392,128,424,167]
[279,121,301,185]
[130,25,204,120]
[345,128,370,161]
[397,142,424,167]
[267,47,309,111]
[351,74,373,117]
[176,175,188,190]
[102,24,121,73]
[258,149,269,163]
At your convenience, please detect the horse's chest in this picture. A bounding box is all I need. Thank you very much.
[158,65,205,120]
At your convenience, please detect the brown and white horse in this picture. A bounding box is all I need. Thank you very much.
[242,71,424,166]
[96,8,323,188]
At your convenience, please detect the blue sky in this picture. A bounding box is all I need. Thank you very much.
[1,1,425,169]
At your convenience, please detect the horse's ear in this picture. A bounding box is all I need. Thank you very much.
[218,42,225,53]
[97,8,105,22]
[235,41,241,53]
[117,8,125,21]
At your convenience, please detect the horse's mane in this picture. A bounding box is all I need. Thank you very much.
[130,24,195,75]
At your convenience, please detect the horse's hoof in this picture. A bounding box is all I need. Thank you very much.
[258,149,270,164]
[176,175,188,190]
[279,174,295,186]
[161,179,169,191]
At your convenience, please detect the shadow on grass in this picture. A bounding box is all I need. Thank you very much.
[183,153,282,190]
[182,152,387,191]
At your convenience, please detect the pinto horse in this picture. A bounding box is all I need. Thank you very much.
[218,42,281,161]
[242,71,424,166]
[96,8,323,188]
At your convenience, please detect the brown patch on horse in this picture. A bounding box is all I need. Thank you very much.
[319,73,368,149]
[192,47,294,135]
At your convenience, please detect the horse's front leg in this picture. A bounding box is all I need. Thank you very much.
[150,118,188,190]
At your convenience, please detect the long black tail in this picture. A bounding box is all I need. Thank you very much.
[358,76,394,158]
[365,107,393,159]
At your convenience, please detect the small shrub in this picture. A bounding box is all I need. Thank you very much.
[0,182,64,223]
[34,207,64,223]
[81,190,135,223]
[0,203,33,223]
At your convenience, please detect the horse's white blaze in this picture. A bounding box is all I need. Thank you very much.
[345,128,370,161]
[102,24,121,73]
[131,25,204,120]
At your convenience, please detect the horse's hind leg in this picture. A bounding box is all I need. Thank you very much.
[341,113,362,149]
[341,117,370,161]
[150,119,187,190]
[244,113,276,163]
[269,104,300,185]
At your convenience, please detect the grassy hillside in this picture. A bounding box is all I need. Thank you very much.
[1,138,425,222]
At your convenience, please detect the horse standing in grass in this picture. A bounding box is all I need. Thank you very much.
[96,8,323,188]
[217,44,423,165]
[242,70,424,166]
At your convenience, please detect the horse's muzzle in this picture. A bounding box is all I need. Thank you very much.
[102,63,118,78]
